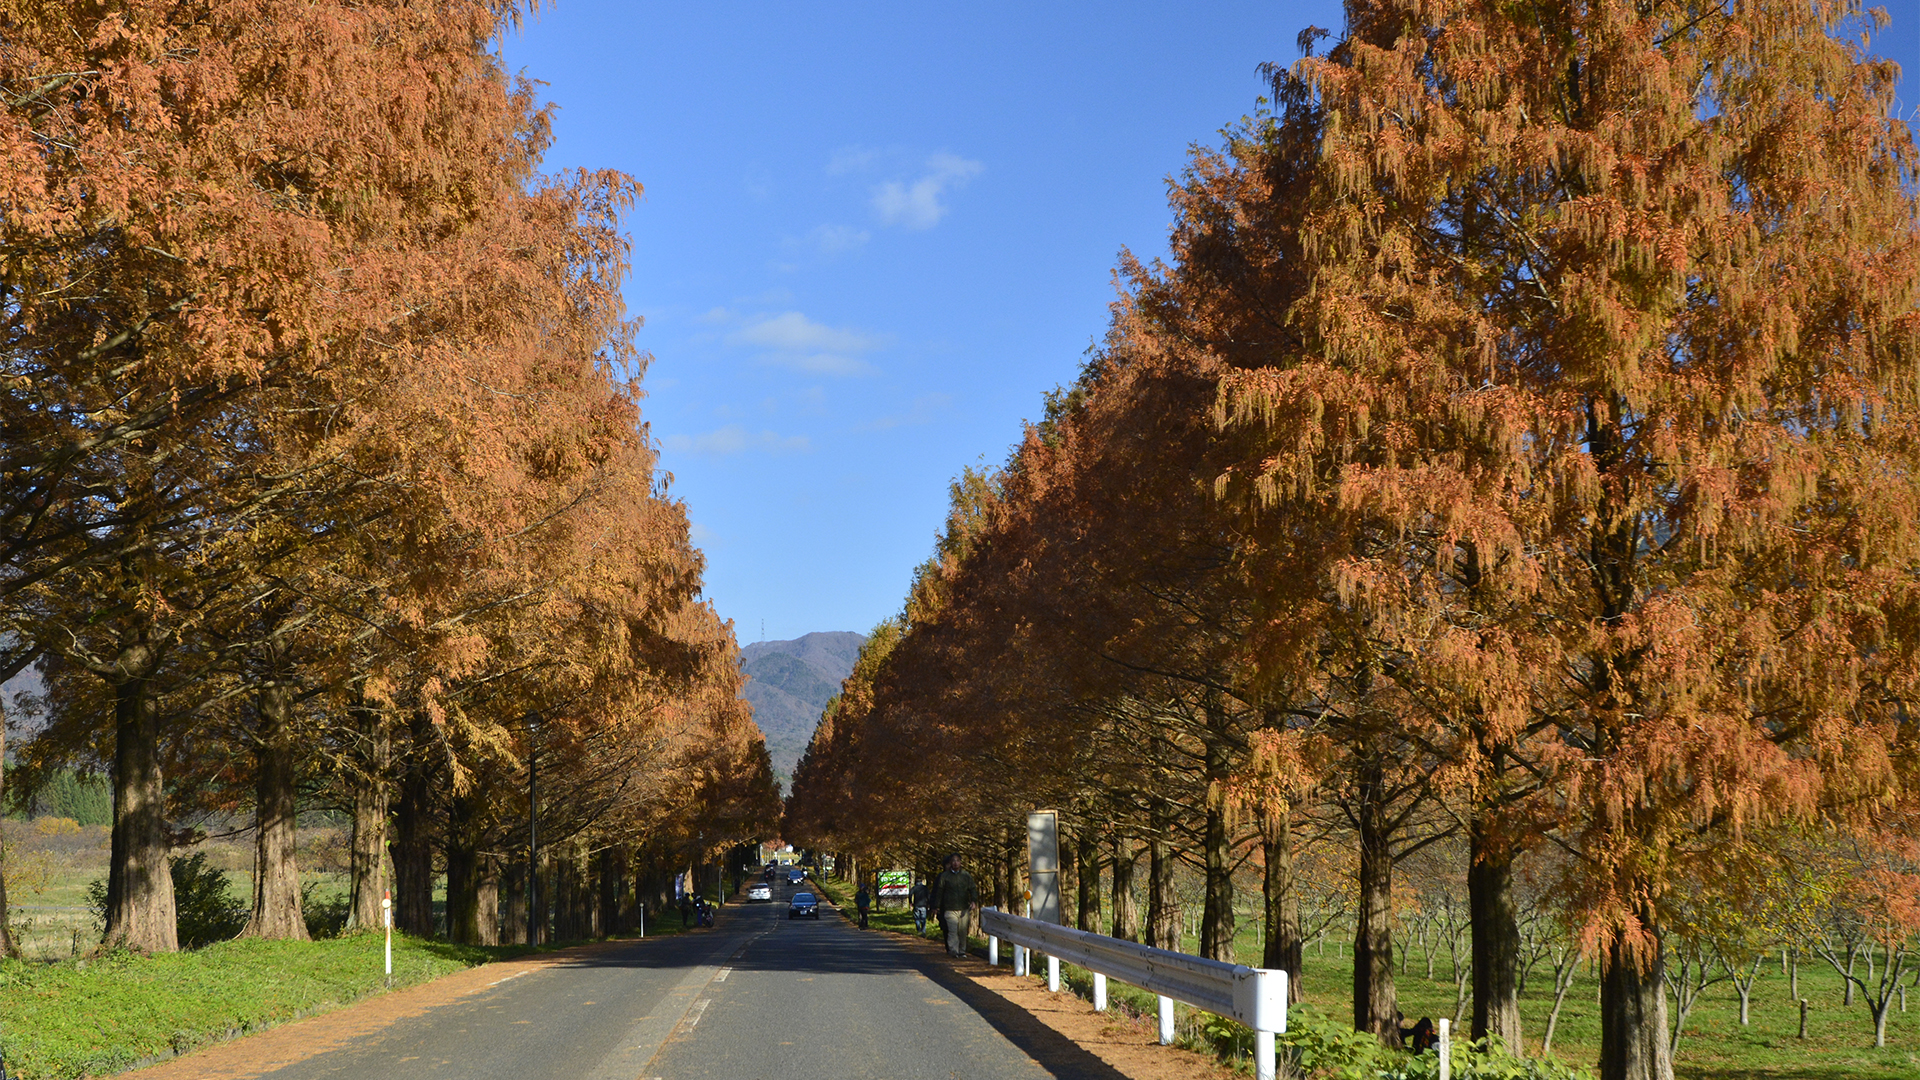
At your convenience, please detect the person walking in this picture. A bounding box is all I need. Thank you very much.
[854,882,872,929]
[910,878,931,936]
[932,852,978,958]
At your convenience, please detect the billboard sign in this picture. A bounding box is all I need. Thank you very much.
[878,870,911,898]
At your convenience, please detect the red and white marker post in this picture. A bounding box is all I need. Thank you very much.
[382,890,393,988]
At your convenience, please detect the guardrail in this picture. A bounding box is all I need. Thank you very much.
[980,907,1289,1080]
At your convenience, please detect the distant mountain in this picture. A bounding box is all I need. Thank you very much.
[740,631,864,792]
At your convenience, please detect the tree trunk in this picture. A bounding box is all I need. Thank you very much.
[347,707,390,931]
[1200,720,1236,962]
[1599,914,1674,1080]
[598,848,621,937]
[0,700,16,958]
[1076,829,1101,933]
[500,860,527,944]
[391,714,436,937]
[243,680,308,940]
[1111,836,1139,941]
[1353,763,1396,1045]
[1469,819,1521,1047]
[1260,804,1302,996]
[1146,819,1179,950]
[445,792,482,944]
[1005,826,1021,911]
[104,650,178,953]
[476,855,500,945]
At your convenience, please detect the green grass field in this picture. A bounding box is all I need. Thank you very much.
[0,934,514,1080]
[817,874,1919,1078]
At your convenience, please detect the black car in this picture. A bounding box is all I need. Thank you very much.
[788,891,820,919]
[788,869,806,886]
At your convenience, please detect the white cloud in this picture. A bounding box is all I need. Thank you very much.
[696,306,734,325]
[863,392,954,431]
[661,425,811,456]
[872,153,983,230]
[731,312,879,352]
[827,146,880,175]
[808,223,870,254]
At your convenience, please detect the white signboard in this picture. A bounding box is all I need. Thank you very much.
[1028,809,1061,925]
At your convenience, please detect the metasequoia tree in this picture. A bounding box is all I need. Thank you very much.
[1212,1,1920,1076]
[2,0,780,953]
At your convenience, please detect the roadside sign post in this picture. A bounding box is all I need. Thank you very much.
[382,891,393,988]
[1027,812,1058,982]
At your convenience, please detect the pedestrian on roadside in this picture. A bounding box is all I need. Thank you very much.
[910,877,930,936]
[854,882,872,929]
[680,893,692,928]
[932,852,978,958]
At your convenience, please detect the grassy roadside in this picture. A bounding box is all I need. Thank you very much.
[0,934,510,1079]
[0,923,686,1080]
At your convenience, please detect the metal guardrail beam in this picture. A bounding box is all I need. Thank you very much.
[980,907,1287,1080]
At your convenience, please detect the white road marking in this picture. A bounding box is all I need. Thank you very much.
[714,967,731,981]
[683,999,710,1030]
[488,971,529,987]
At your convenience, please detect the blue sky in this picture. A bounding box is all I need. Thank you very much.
[499,2,1920,646]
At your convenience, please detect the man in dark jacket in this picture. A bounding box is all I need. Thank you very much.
[932,853,978,958]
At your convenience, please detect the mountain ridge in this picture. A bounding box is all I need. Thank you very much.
[740,630,864,791]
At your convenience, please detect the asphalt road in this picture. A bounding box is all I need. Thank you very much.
[251,877,1128,1080]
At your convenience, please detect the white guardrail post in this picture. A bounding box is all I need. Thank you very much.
[1438,1018,1451,1080]
[981,908,1288,1080]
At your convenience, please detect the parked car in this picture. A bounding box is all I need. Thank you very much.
[747,884,773,902]
[788,891,820,919]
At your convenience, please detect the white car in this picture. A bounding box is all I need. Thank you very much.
[747,884,773,902]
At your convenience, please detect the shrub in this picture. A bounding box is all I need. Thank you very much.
[85,852,249,949]
[1197,1006,1594,1080]
[301,880,350,939]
